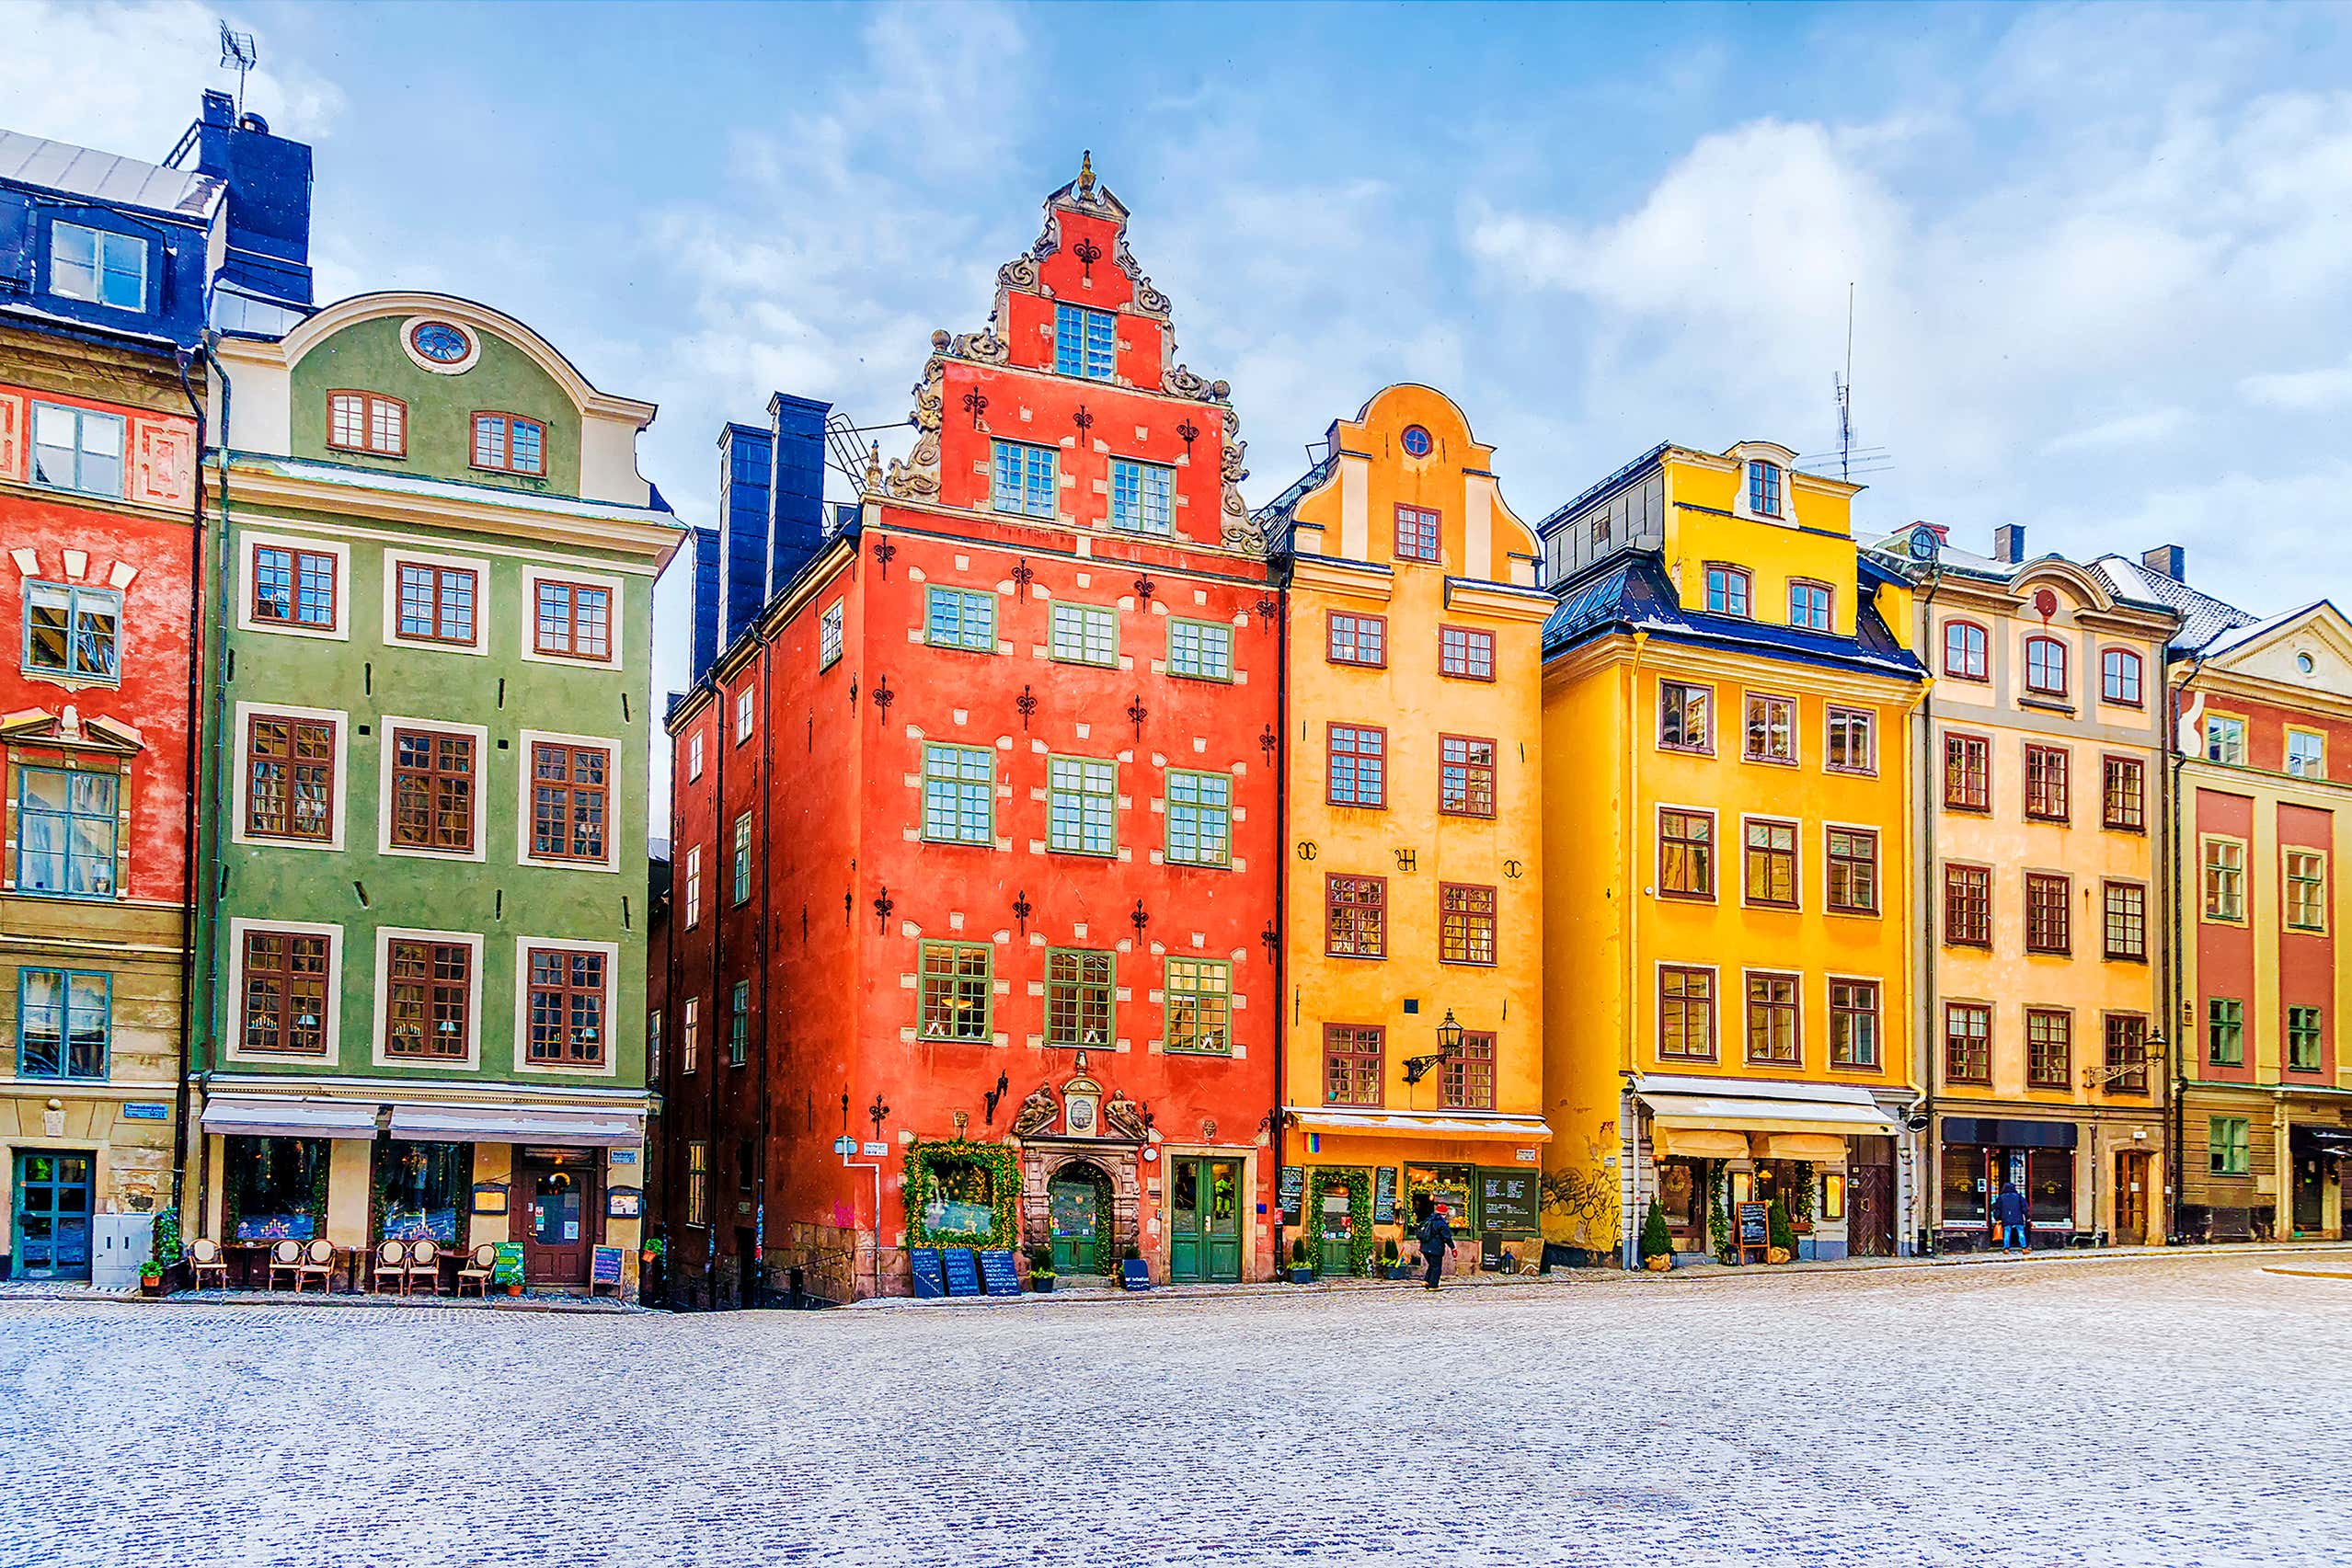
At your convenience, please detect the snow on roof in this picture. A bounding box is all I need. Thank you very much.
[0,129,222,220]
[2089,554,2257,653]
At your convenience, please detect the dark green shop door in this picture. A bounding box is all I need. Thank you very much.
[1169,1158,1242,1283]
[1316,1178,1355,1276]
[14,1151,94,1280]
[1049,1172,1104,1275]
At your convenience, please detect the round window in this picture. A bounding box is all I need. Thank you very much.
[410,321,469,364]
[1400,425,1433,457]
[2299,652,2316,674]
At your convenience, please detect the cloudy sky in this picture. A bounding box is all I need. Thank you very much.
[13,0,2352,724]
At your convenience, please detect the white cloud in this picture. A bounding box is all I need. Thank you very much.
[2241,359,2352,412]
[2041,407,2190,454]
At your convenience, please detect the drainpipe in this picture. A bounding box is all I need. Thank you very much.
[1269,564,1290,1283]
[705,670,726,1309]
[1912,564,1942,1255]
[2166,650,2211,1239]
[189,335,235,1241]
[753,631,775,1303]
[167,348,206,1223]
[1620,629,1646,1270]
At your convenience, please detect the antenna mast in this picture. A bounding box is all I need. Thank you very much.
[219,21,258,113]
[1834,281,1854,483]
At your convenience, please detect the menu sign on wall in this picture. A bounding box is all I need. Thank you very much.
[1372,1166,1398,1226]
[1276,1165,1305,1227]
[1477,1170,1538,1237]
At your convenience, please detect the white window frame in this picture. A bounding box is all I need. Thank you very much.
[515,727,622,873]
[1053,302,1118,381]
[376,715,490,863]
[223,917,344,1066]
[511,934,621,1078]
[820,601,844,670]
[687,730,705,783]
[49,221,147,312]
[237,531,351,642]
[370,925,485,1071]
[683,844,703,928]
[734,686,756,743]
[381,547,491,655]
[228,700,350,853]
[29,401,126,498]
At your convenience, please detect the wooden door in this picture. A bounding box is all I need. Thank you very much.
[2114,1151,2150,1244]
[1168,1158,1244,1284]
[1850,1163,1895,1257]
[1169,1160,1203,1283]
[521,1152,595,1285]
[13,1151,94,1280]
[1048,1174,1101,1275]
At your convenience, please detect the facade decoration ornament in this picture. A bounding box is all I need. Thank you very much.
[1103,1093,1148,1143]
[1112,233,1171,321]
[883,349,946,502]
[1010,1082,1060,1139]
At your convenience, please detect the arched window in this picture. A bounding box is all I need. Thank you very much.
[1943,620,1989,681]
[2025,635,2069,697]
[2101,647,2144,706]
[1747,461,1782,518]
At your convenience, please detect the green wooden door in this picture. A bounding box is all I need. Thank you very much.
[1049,1173,1102,1275]
[1168,1158,1243,1283]
[1316,1177,1354,1276]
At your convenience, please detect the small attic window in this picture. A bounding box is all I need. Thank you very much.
[1747,460,1783,518]
[1401,425,1433,458]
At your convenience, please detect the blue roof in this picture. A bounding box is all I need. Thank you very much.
[1542,550,1925,682]
[1537,441,1670,537]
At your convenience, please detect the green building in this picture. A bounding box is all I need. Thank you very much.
[190,292,681,1295]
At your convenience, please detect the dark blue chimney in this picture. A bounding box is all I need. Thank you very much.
[690,525,722,681]
[768,393,832,592]
[717,422,774,649]
[195,88,314,307]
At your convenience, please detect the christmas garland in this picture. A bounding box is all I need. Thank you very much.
[1307,1165,1379,1278]
[1706,1162,1733,1265]
[1792,1162,1817,1227]
[903,1138,1022,1251]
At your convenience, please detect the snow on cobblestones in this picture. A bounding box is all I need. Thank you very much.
[2,1253,2347,1566]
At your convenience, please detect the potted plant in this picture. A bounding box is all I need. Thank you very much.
[1288,1237,1314,1284]
[138,1259,165,1298]
[1027,1243,1057,1294]
[1639,1199,1675,1272]
[1765,1199,1796,1265]
[1382,1237,1405,1280]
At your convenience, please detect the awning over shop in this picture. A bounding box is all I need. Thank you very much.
[2290,1125,2352,1156]
[200,1096,378,1139]
[1763,1133,1850,1162]
[1285,1108,1553,1143]
[1652,1127,1750,1161]
[1637,1075,1903,1142]
[387,1103,643,1148]
[1942,1116,2075,1150]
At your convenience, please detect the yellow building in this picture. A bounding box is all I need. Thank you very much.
[1539,441,1925,1265]
[1258,385,1550,1276]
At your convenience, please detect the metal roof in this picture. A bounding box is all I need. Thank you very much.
[2088,553,2257,653]
[0,129,221,220]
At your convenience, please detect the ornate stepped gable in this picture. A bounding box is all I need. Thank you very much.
[880,154,1261,555]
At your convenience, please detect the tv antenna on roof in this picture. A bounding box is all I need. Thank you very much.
[1833,281,1855,483]
[219,20,258,112]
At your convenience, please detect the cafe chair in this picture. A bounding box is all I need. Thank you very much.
[188,1237,229,1291]
[455,1243,498,1298]
[404,1238,443,1297]
[297,1238,337,1293]
[266,1239,305,1291]
[372,1239,410,1296]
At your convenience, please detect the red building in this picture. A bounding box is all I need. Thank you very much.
[660,158,1280,1302]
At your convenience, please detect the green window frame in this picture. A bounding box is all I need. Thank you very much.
[1048,756,1117,855]
[17,967,109,1080]
[1109,458,1175,535]
[2209,1116,2250,1175]
[1053,303,1117,380]
[731,813,752,904]
[918,941,993,1041]
[2207,998,2244,1065]
[1168,618,1233,681]
[2289,1005,2324,1071]
[1164,957,1232,1055]
[1166,771,1233,867]
[921,744,994,845]
[1049,601,1119,667]
[991,440,1057,519]
[925,587,995,652]
[22,580,121,684]
[1046,948,1114,1047]
[729,979,749,1066]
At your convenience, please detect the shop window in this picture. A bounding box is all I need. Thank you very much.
[820,601,844,670]
[2025,1010,2071,1089]
[1745,972,1799,1065]
[1326,612,1385,668]
[921,744,994,845]
[1826,828,1878,915]
[384,939,472,1059]
[1658,967,1715,1059]
[1944,733,1991,811]
[1940,1144,1986,1222]
[1169,619,1232,681]
[529,742,610,864]
[2207,998,2244,1066]
[387,727,476,853]
[2209,1117,2250,1176]
[2101,648,2143,705]
[2104,882,2147,960]
[1818,1171,1846,1221]
[373,1141,473,1243]
[1165,771,1231,867]
[2024,744,2070,822]
[1945,1003,1991,1084]
[992,440,1058,518]
[1323,1024,1383,1105]
[239,930,330,1056]
[2203,838,2246,922]
[470,412,546,476]
[16,968,109,1080]
[2287,851,2327,932]
[1439,884,1497,967]
[394,562,478,647]
[925,587,996,652]
[2205,715,2246,766]
[1109,458,1175,536]
[1743,818,1797,908]
[1944,864,1991,946]
[1743,692,1795,763]
[327,391,406,457]
[1704,564,1751,618]
[917,1148,1003,1242]
[1049,601,1118,667]
[2025,873,2071,955]
[1325,875,1386,958]
[225,1135,329,1241]
[245,714,336,842]
[1787,579,1832,633]
[1163,958,1231,1055]
[251,543,338,630]
[2027,1149,2073,1226]
[2289,1006,2324,1072]
[2025,635,2068,698]
[1943,620,1989,681]
[534,578,613,662]
[1439,736,1496,818]
[1659,681,1711,751]
[917,942,992,1041]
[1328,724,1386,808]
[2104,1014,2149,1095]
[2103,756,2145,831]
[15,765,119,898]
[1046,755,1117,855]
[1440,625,1495,680]
[1658,808,1715,899]
[1046,948,1114,1047]
[1829,979,1879,1070]
[50,222,147,310]
[30,401,125,498]
[1053,303,1117,380]
[1827,707,1875,773]
[22,581,120,683]
[1394,504,1441,563]
[1441,1032,1496,1110]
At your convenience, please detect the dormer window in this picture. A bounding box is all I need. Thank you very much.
[51,223,146,312]
[327,392,406,458]
[1053,303,1117,381]
[471,413,546,477]
[1748,460,1783,518]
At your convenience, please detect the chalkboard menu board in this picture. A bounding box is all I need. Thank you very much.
[978,1249,1021,1297]
[1736,1201,1770,1264]
[910,1247,946,1299]
[1372,1166,1398,1225]
[1119,1257,1152,1292]
[1276,1165,1305,1226]
[591,1246,625,1288]
[1477,1169,1538,1236]
[943,1247,982,1297]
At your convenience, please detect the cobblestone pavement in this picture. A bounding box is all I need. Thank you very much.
[3,1251,2347,1567]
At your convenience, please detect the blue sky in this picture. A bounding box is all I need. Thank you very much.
[17,0,2352,739]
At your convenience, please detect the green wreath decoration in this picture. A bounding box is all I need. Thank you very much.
[903,1139,1022,1251]
[1306,1165,1379,1277]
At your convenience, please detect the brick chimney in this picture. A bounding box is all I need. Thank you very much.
[2142,544,2185,582]
[1993,523,2026,565]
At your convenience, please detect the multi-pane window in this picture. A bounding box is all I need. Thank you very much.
[1944,864,1991,945]
[1659,681,1711,751]
[1045,949,1114,1047]
[50,222,146,309]
[1047,756,1117,855]
[648,1009,662,1079]
[2208,998,2245,1066]
[2287,851,2327,931]
[1829,979,1879,1070]
[820,601,843,670]
[1109,458,1175,535]
[731,813,752,904]
[17,766,118,898]
[1945,733,1991,811]
[2101,648,2143,705]
[921,744,994,845]
[729,980,749,1066]
[1827,707,1875,773]
[395,563,477,646]
[1327,612,1386,667]
[239,931,329,1056]
[687,731,705,783]
[917,942,992,1041]
[2209,1116,2251,1175]
[1826,828,1878,914]
[2025,745,2070,822]
[384,939,471,1059]
[2288,731,2326,780]
[1787,580,1832,633]
[1169,619,1233,681]
[1049,601,1118,666]
[1704,565,1751,617]
[1053,302,1117,380]
[1744,692,1795,762]
[1745,972,1799,1064]
[1164,958,1232,1055]
[245,715,335,841]
[1747,460,1782,517]
[22,582,120,682]
[1658,808,1714,898]
[1744,818,1797,908]
[1943,620,1989,681]
[327,392,405,457]
[992,440,1058,518]
[2025,1010,2071,1088]
[471,413,546,476]
[2206,715,2247,765]
[529,743,609,864]
[1441,1033,1497,1111]
[735,687,755,743]
[1328,725,1386,807]
[685,1141,709,1226]
[682,996,700,1074]
[1439,736,1496,818]
[2289,1006,2325,1072]
[2104,1014,2149,1094]
[30,402,124,498]
[252,544,338,629]
[1325,875,1386,957]
[1658,967,1715,1059]
[1394,505,1441,562]
[2025,873,2071,955]
[525,947,606,1066]
[683,846,702,929]
[1440,626,1495,680]
[2104,881,2148,960]
[2103,756,2145,831]
[1440,883,1497,966]
[925,587,995,651]
[1945,1002,1991,1083]
[2204,838,2246,921]
[388,727,476,853]
[2025,635,2068,697]
[1165,771,1231,866]
[1323,1025,1383,1106]
[17,968,109,1079]
[534,579,612,661]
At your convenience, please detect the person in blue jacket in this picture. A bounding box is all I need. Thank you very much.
[1995,1183,2030,1254]
[1415,1194,1455,1289]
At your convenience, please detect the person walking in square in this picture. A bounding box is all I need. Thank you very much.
[1995,1182,2030,1255]
[1413,1193,1455,1290]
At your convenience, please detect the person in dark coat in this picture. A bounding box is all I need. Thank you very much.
[1417,1198,1455,1289]
[1995,1183,2030,1254]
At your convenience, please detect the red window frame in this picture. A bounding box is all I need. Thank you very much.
[327,390,407,457]
[1439,735,1496,818]
[1439,882,1497,966]
[1325,875,1387,958]
[1942,619,1989,681]
[1327,724,1387,808]
[239,930,330,1055]
[1394,504,1440,563]
[1745,971,1801,1065]
[2104,880,2148,961]
[2101,647,2144,706]
[250,543,339,629]
[2025,873,2071,955]
[530,741,612,864]
[2025,1009,2071,1088]
[1944,732,1991,811]
[1826,827,1879,915]
[1326,612,1386,668]
[1743,818,1798,909]
[2025,744,2070,823]
[534,578,614,662]
[384,938,472,1059]
[2025,635,2069,697]
[2102,754,2146,832]
[1439,624,1496,681]
[245,713,336,841]
[387,727,477,853]
[1945,1002,1991,1084]
[1440,1032,1496,1110]
[1658,967,1716,1059]
[470,410,548,477]
[1323,1024,1384,1105]
[393,561,479,646]
[1944,864,1991,946]
[1658,807,1715,899]
[525,945,608,1066]
[1829,979,1881,1070]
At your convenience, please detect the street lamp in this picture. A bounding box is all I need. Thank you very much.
[1403,1010,1466,1085]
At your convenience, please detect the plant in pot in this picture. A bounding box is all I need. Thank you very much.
[137,1258,165,1298]
[1288,1236,1314,1284]
[1765,1198,1796,1265]
[1639,1199,1675,1273]
[1382,1237,1405,1281]
[1027,1243,1056,1295]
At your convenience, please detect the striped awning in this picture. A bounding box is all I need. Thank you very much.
[201,1096,378,1139]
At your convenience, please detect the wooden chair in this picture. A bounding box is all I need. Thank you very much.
[265,1239,304,1291]
[297,1238,337,1292]
[404,1238,443,1297]
[188,1237,229,1291]
[455,1243,498,1298]
[372,1239,409,1296]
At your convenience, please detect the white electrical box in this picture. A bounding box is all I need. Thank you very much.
[89,1213,155,1288]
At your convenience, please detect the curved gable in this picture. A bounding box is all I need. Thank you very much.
[1291,382,1538,585]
